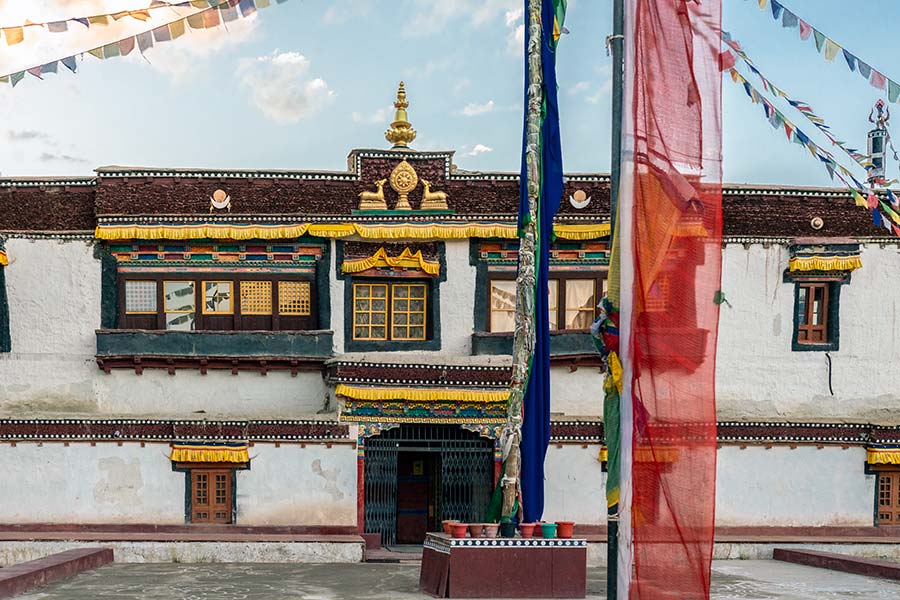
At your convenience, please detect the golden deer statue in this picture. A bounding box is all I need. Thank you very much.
[358,178,388,210]
[420,179,449,211]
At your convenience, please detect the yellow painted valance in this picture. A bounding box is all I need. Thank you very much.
[342,247,440,276]
[867,447,900,465]
[170,443,249,464]
[95,221,611,242]
[335,383,509,403]
[0,251,7,267]
[788,255,862,273]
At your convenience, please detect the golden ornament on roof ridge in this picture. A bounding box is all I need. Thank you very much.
[385,81,417,149]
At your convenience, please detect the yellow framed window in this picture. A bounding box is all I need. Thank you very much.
[279,281,311,316]
[125,280,157,315]
[240,281,272,315]
[202,281,233,315]
[391,283,427,341]
[353,283,388,340]
[163,281,196,330]
[564,279,596,330]
[489,280,517,333]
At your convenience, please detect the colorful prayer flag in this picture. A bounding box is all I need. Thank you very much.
[88,15,109,26]
[61,56,77,73]
[119,37,136,56]
[47,21,68,33]
[843,49,857,72]
[858,60,872,79]
[871,70,887,90]
[771,0,783,20]
[10,71,24,87]
[889,80,900,104]
[813,30,825,53]
[137,30,154,52]
[169,19,186,39]
[26,66,43,79]
[823,39,840,61]
[103,41,121,59]
[239,0,257,17]
[782,9,798,28]
[152,24,172,42]
[798,19,811,40]
[4,27,24,45]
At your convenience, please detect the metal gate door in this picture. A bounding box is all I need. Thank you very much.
[363,438,398,546]
[364,424,493,546]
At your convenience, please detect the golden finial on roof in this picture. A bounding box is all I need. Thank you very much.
[385,81,417,149]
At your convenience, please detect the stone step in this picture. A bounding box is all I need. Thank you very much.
[0,547,113,599]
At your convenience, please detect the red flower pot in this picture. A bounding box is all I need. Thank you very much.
[556,521,575,539]
[482,523,500,538]
[468,523,484,538]
[451,523,469,539]
[442,520,458,535]
[518,523,536,538]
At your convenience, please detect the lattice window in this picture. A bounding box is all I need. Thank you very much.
[391,283,427,341]
[279,281,311,316]
[240,281,272,315]
[125,280,157,314]
[203,281,233,315]
[163,281,195,330]
[353,283,388,340]
[877,472,900,525]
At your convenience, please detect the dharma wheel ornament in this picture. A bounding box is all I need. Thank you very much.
[385,81,417,149]
[389,159,418,211]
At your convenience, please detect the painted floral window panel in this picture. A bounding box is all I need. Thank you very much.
[490,280,516,333]
[125,280,157,314]
[564,279,596,330]
[203,281,233,314]
[164,281,195,330]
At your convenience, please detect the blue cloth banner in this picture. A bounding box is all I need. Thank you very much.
[873,209,881,226]
[858,60,872,79]
[61,56,77,73]
[782,9,798,28]
[518,0,563,525]
[771,0,784,20]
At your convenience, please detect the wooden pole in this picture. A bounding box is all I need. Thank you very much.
[501,0,543,521]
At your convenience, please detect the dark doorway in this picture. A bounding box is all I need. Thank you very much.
[364,424,494,547]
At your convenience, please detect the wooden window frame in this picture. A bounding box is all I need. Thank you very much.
[872,465,900,526]
[118,273,317,332]
[487,272,606,333]
[390,283,428,341]
[124,280,159,315]
[175,462,248,525]
[790,278,842,352]
[201,280,234,316]
[796,282,829,345]
[162,280,197,331]
[352,281,430,342]
[352,282,389,341]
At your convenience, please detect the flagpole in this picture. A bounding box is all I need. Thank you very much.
[607,0,624,597]
[501,0,543,522]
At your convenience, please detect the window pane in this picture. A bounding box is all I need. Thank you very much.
[166,311,195,331]
[240,281,272,315]
[390,284,427,340]
[565,279,596,330]
[353,284,388,340]
[164,281,195,312]
[797,287,808,325]
[812,286,824,326]
[125,280,157,314]
[279,281,311,316]
[203,281,232,314]
[548,279,559,330]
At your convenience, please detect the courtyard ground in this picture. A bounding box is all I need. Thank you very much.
[11,559,900,599]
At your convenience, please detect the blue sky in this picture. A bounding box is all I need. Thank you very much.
[0,0,897,187]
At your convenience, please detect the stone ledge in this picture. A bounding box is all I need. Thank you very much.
[0,547,112,599]
[773,548,900,580]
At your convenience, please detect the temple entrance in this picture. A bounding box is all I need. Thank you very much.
[364,424,494,547]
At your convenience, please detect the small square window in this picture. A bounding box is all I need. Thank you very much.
[353,283,389,340]
[793,281,839,350]
[279,281,311,316]
[125,280,157,314]
[240,281,272,315]
[203,281,233,315]
[163,281,195,330]
[392,283,427,340]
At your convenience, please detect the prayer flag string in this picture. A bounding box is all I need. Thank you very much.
[746,0,900,103]
[728,66,900,238]
[0,0,286,88]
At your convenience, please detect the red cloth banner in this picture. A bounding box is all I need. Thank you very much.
[625,0,722,597]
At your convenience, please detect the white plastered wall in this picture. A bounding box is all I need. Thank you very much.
[0,238,100,413]
[0,442,359,526]
[542,444,606,524]
[715,445,875,526]
[238,443,357,525]
[551,366,604,417]
[716,243,900,422]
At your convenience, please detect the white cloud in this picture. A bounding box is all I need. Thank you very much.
[466,143,493,156]
[323,1,373,25]
[407,0,518,36]
[454,78,471,94]
[569,81,591,96]
[460,100,495,117]
[586,79,613,104]
[504,9,525,56]
[238,51,334,124]
[352,106,392,124]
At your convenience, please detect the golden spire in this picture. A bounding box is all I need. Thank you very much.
[385,81,417,149]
